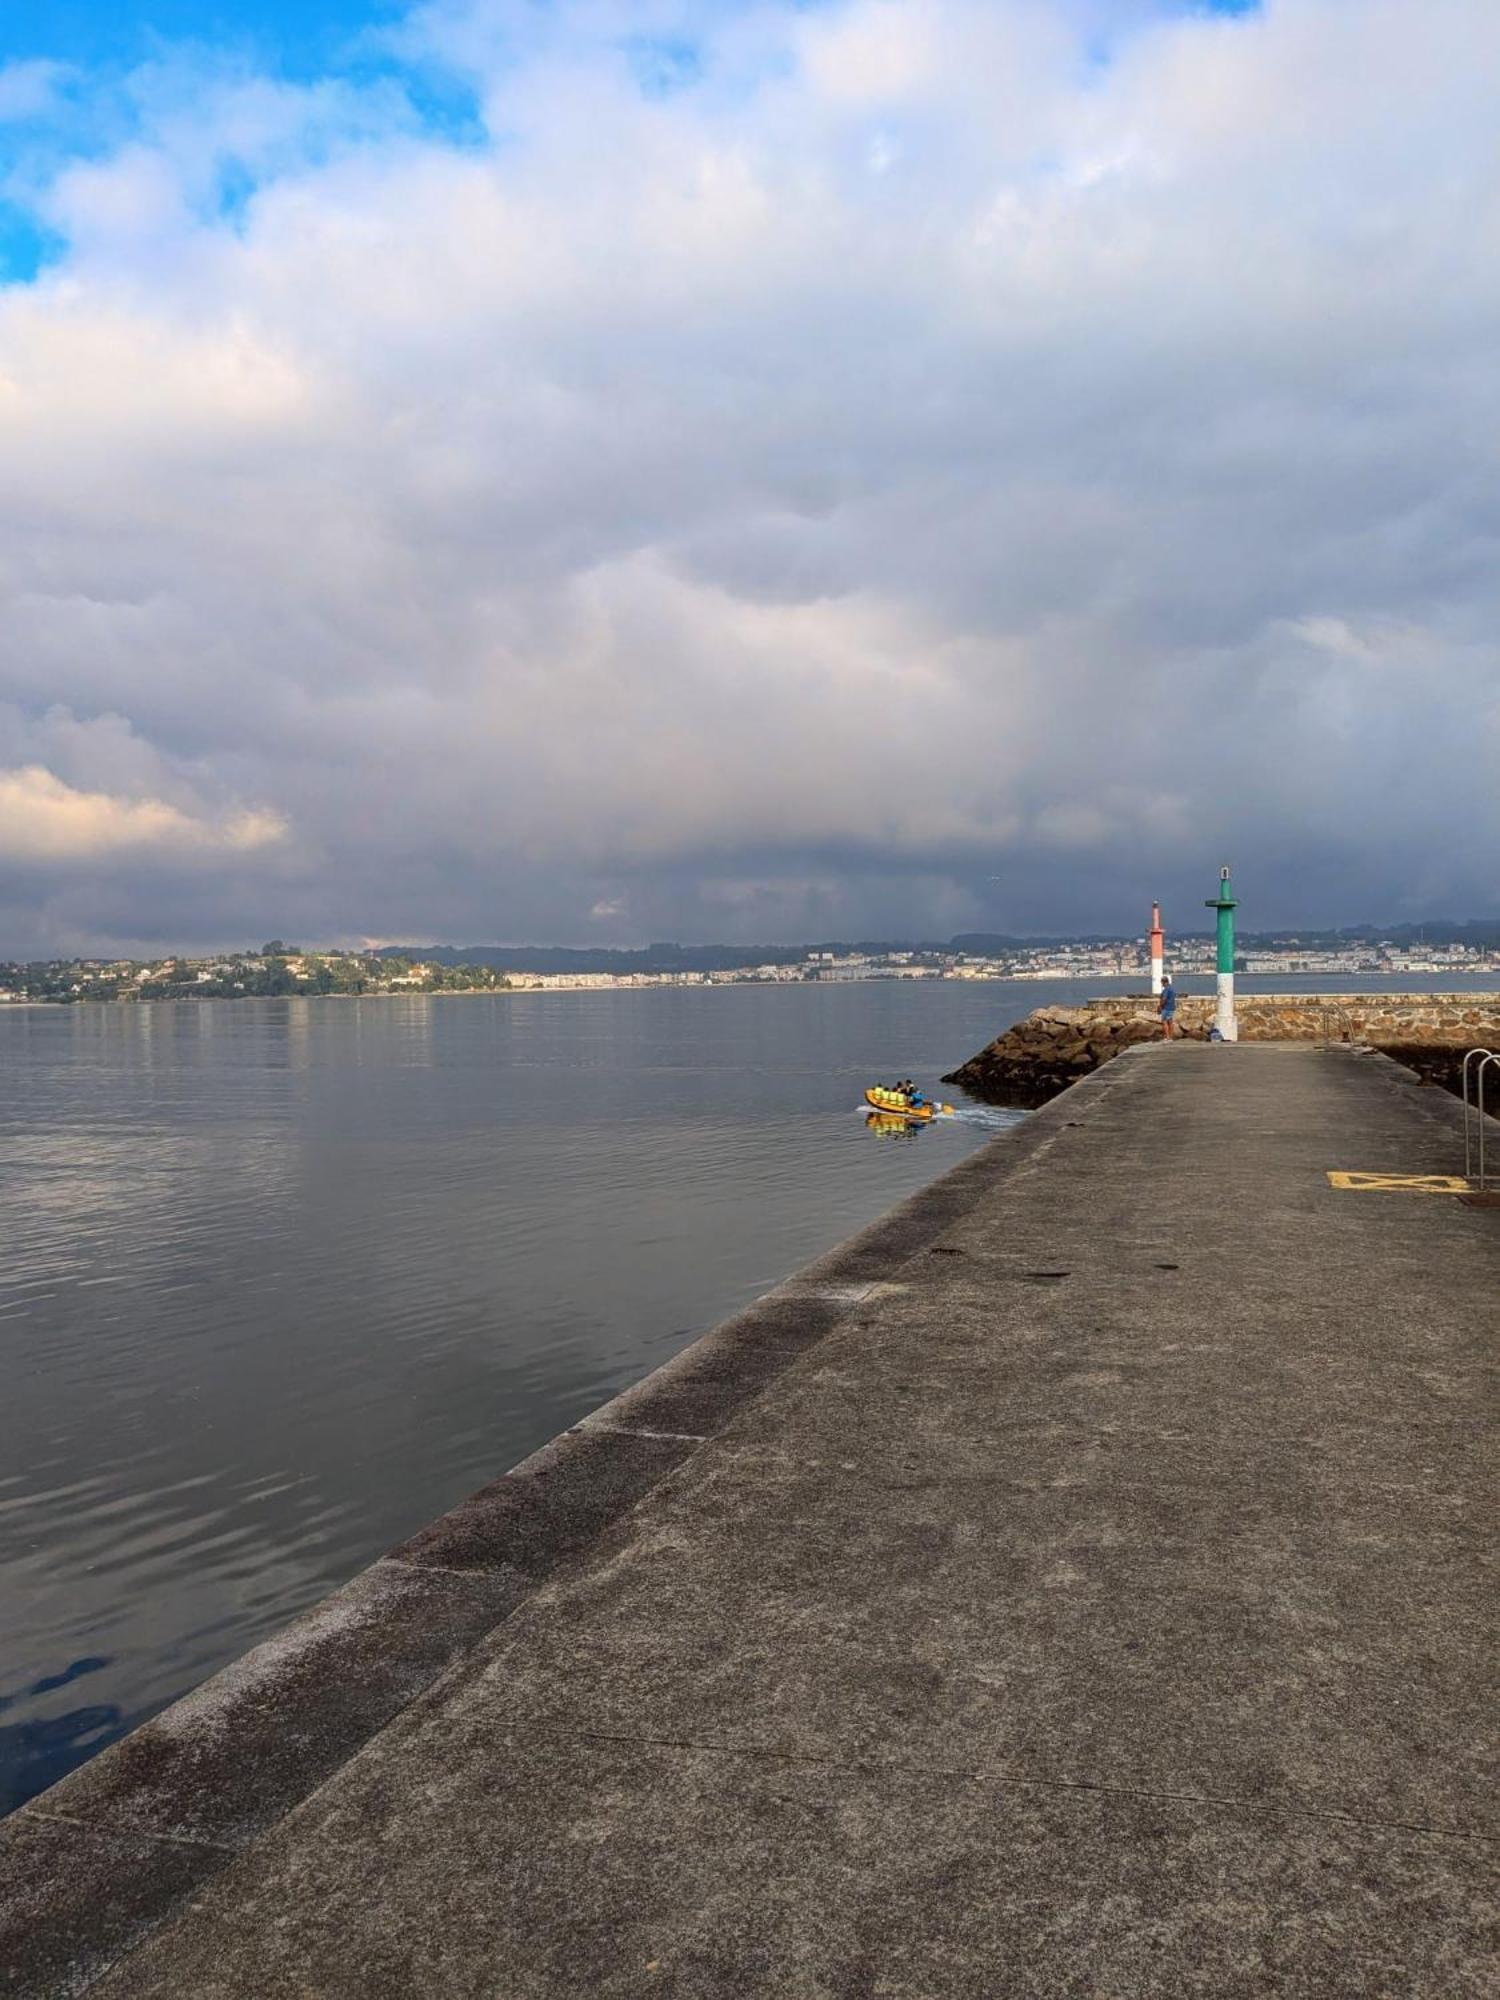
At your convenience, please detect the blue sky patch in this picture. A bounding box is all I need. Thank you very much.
[0,201,63,282]
[2,0,408,80]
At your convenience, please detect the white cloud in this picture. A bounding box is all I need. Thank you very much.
[0,59,71,124]
[0,0,1496,950]
[0,766,286,863]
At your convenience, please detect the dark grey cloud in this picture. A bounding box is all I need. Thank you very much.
[0,0,1496,955]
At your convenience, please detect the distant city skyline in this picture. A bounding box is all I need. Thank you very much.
[8,909,1500,972]
[1,0,1495,956]
[8,922,1499,1005]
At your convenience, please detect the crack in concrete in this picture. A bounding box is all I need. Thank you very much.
[378,1555,513,1582]
[579,1422,712,1443]
[18,1804,237,1858]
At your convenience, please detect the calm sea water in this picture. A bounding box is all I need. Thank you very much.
[1,969,1493,1814]
[0,978,1024,1815]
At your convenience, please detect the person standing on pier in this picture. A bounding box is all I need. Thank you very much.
[1158,975,1177,1039]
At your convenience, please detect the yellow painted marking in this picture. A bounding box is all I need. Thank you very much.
[1327,1171,1472,1195]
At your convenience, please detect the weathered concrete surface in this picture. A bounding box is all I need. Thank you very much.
[10,1046,1499,1996]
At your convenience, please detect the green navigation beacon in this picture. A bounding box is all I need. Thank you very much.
[1205,865,1238,1042]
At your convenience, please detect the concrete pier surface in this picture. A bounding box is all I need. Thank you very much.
[5,1045,1497,1996]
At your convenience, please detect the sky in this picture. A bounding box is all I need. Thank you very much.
[0,0,1495,954]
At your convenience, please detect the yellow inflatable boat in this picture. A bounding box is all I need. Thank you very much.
[863,1086,955,1121]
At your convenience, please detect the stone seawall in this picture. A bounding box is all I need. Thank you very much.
[944,992,1500,1106]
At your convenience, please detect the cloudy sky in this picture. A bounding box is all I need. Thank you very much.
[0,0,1495,953]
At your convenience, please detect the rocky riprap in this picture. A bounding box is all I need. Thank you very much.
[944,994,1500,1108]
[942,1002,1168,1107]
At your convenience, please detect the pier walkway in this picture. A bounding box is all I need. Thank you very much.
[5,1045,1496,1996]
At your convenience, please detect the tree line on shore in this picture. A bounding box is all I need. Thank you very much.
[0,948,513,1004]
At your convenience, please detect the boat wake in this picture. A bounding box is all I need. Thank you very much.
[857,1102,1025,1134]
[948,1104,1027,1131]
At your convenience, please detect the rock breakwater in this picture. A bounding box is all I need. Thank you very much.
[944,993,1500,1107]
[942,1003,1164,1107]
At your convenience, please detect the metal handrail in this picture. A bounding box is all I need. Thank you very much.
[1479,1054,1500,1192]
[1316,1004,1355,1045]
[1462,1048,1499,1188]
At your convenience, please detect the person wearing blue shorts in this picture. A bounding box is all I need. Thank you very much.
[1158,976,1177,1039]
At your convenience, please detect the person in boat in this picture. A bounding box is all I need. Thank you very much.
[908,1083,926,1108]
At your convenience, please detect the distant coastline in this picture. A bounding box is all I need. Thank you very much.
[5,934,1500,1007]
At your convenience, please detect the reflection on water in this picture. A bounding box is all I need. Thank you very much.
[3,969,1490,1814]
[864,1111,925,1140]
[0,1658,121,1815]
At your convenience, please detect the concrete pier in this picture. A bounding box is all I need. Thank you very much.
[4,1045,1496,1996]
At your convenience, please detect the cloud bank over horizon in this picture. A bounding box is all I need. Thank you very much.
[0,0,1496,955]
